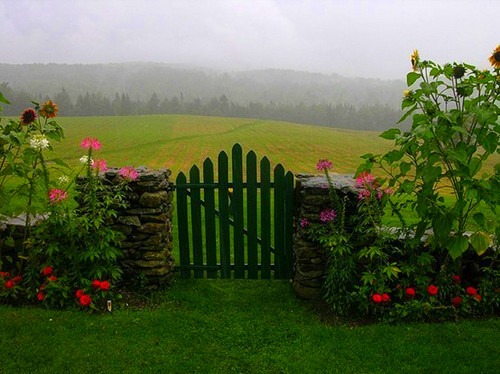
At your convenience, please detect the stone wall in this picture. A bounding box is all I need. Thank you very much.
[99,167,175,285]
[1,167,175,286]
[293,173,359,299]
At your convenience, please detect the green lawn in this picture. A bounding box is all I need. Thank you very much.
[0,280,499,373]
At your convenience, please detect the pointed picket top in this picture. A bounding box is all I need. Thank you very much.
[232,143,243,155]
[176,171,186,184]
[274,163,285,175]
[203,157,213,169]
[189,164,200,177]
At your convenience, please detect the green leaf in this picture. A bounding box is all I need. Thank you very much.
[4,236,15,247]
[397,105,417,124]
[470,232,491,256]
[51,158,70,168]
[399,162,411,175]
[380,128,401,140]
[473,212,485,227]
[407,72,421,87]
[447,236,469,260]
[483,132,498,154]
[0,92,11,105]
[469,157,482,177]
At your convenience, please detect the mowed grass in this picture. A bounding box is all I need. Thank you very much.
[53,114,393,175]
[1,279,499,374]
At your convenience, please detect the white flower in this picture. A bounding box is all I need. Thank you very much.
[79,155,94,165]
[29,135,49,150]
[58,175,69,184]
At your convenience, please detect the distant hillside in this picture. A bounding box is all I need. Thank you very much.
[0,63,408,131]
[0,63,404,107]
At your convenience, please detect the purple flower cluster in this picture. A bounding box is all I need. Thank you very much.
[320,209,336,223]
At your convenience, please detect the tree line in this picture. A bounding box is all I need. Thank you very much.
[0,83,405,131]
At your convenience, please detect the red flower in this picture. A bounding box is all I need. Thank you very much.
[5,280,14,289]
[79,294,92,306]
[453,296,462,306]
[40,284,46,290]
[37,292,46,301]
[452,275,460,285]
[382,293,390,302]
[100,281,110,291]
[0,271,10,278]
[12,276,22,284]
[91,280,101,289]
[474,295,482,302]
[405,288,416,298]
[48,275,57,282]
[20,108,37,125]
[372,293,383,303]
[427,285,438,296]
[42,266,53,276]
[75,290,84,298]
[466,287,477,296]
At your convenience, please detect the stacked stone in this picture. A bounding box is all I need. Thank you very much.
[100,167,175,286]
[293,173,358,299]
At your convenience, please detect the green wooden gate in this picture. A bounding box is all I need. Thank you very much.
[175,144,294,279]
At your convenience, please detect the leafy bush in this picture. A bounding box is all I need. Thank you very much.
[0,95,137,311]
[307,48,500,322]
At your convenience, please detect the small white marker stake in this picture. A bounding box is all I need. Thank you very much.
[107,300,112,313]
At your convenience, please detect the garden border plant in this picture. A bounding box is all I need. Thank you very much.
[0,95,140,311]
[304,46,499,322]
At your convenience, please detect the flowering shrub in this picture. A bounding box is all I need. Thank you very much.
[1,94,136,311]
[305,48,499,322]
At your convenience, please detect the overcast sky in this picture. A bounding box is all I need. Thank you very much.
[1,0,498,79]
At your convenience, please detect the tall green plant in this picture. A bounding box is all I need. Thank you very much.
[359,49,500,260]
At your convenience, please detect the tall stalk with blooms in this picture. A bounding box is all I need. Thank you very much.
[358,46,499,261]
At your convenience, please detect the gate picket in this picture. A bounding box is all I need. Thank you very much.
[203,158,217,278]
[190,166,203,278]
[246,151,258,279]
[274,164,285,279]
[176,172,191,278]
[284,171,294,279]
[260,157,272,279]
[218,151,231,278]
[232,144,245,279]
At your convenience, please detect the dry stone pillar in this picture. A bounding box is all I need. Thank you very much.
[101,167,175,286]
[293,173,358,299]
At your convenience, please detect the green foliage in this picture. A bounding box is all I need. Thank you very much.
[359,54,499,261]
[1,93,129,310]
[308,52,499,321]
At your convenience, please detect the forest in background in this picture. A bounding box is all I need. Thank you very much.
[0,63,407,130]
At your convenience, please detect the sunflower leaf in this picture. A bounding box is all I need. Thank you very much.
[407,72,420,87]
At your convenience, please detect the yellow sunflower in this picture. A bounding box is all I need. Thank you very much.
[411,49,419,72]
[488,45,500,69]
[40,100,59,118]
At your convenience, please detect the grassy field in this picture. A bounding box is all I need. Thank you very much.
[51,114,393,175]
[1,279,499,374]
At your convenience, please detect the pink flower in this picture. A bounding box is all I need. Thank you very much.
[80,137,101,150]
[299,218,309,228]
[320,209,336,222]
[355,172,375,188]
[316,159,333,171]
[358,189,371,200]
[92,159,107,172]
[48,189,68,204]
[119,166,138,181]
